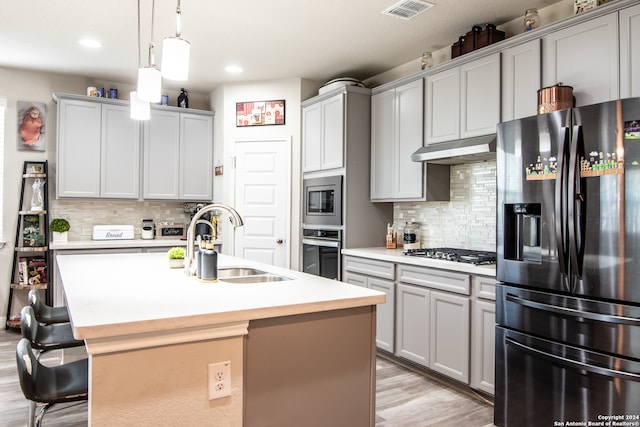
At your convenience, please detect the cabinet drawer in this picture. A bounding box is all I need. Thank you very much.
[343,256,395,280]
[398,264,470,295]
[473,275,496,301]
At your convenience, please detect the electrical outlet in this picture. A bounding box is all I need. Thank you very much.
[82,228,92,236]
[208,361,231,400]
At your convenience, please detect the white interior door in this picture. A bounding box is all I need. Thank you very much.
[233,138,290,267]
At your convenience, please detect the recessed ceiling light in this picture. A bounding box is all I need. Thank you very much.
[79,38,102,49]
[225,65,243,73]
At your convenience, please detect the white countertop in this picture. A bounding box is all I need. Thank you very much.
[50,238,221,251]
[56,252,385,340]
[342,247,496,277]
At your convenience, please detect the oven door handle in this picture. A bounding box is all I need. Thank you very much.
[506,337,640,381]
[506,293,640,325]
[302,238,341,248]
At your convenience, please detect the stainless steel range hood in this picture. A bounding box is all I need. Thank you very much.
[411,134,497,165]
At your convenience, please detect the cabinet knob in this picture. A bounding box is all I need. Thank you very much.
[276,239,284,244]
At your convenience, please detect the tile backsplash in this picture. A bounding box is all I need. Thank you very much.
[394,160,496,251]
[50,200,192,240]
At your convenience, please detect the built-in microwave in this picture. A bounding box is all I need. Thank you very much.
[303,175,342,226]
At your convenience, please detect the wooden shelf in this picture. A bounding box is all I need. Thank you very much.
[19,210,47,215]
[10,283,48,290]
[6,320,21,330]
[15,246,48,252]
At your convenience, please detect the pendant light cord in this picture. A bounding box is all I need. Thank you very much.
[137,0,141,68]
[176,0,182,37]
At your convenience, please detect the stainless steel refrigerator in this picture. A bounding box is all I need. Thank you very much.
[495,97,640,426]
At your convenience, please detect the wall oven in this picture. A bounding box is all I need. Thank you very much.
[303,175,342,227]
[302,229,341,280]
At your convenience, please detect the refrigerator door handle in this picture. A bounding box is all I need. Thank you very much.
[505,337,640,381]
[506,293,640,325]
[555,127,570,290]
[567,125,586,289]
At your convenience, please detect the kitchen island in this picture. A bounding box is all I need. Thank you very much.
[56,252,385,426]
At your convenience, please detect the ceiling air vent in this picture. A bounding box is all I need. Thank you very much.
[383,0,434,20]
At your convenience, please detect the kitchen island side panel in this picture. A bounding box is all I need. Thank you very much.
[244,306,377,427]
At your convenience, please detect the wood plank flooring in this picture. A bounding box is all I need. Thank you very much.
[0,329,493,426]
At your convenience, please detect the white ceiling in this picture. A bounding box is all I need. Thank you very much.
[0,0,563,93]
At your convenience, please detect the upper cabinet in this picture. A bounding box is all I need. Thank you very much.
[542,12,619,106]
[143,109,213,201]
[620,3,640,98]
[57,97,140,199]
[371,78,449,202]
[501,39,541,121]
[55,93,213,201]
[302,92,344,172]
[426,53,501,144]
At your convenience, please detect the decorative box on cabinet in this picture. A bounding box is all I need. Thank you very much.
[343,256,395,352]
[371,78,450,202]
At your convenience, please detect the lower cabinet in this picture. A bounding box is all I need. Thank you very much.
[395,271,470,384]
[343,256,395,353]
[343,254,495,394]
[470,275,496,395]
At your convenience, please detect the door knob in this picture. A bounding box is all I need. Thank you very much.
[276,239,284,244]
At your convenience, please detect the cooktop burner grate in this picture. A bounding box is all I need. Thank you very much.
[403,247,497,265]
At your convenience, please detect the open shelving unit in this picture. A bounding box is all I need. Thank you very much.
[5,160,51,330]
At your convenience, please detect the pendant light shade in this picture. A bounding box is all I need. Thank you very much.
[161,37,190,80]
[137,65,162,103]
[130,91,150,120]
[161,0,190,81]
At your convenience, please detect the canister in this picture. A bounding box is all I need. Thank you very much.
[537,83,574,114]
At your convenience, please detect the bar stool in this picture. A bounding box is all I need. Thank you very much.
[20,306,84,360]
[28,289,70,324]
[15,337,88,427]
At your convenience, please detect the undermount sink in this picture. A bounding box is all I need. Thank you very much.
[217,267,267,278]
[219,275,290,283]
[216,267,291,283]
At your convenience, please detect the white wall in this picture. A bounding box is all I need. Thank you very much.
[210,78,309,270]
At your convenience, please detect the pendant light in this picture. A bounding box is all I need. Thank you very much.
[137,0,161,103]
[131,0,151,120]
[161,0,190,81]
[130,91,150,120]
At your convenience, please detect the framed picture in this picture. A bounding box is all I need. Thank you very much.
[236,100,285,127]
[17,101,46,151]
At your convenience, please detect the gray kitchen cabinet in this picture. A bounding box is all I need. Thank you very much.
[343,256,395,352]
[620,3,640,98]
[56,98,140,199]
[501,39,541,121]
[301,92,344,172]
[396,264,471,382]
[470,275,496,395]
[426,53,500,144]
[371,79,424,201]
[395,282,430,366]
[429,290,470,383]
[143,109,213,200]
[542,12,619,106]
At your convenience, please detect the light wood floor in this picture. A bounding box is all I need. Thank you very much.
[0,329,493,426]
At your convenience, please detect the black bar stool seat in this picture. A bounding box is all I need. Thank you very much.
[20,306,84,355]
[16,337,88,427]
[28,289,70,324]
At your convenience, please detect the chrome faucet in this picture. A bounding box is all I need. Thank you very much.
[185,204,244,276]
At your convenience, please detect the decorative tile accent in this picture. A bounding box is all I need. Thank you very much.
[394,160,496,251]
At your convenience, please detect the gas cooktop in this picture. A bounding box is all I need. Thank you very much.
[403,247,497,265]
